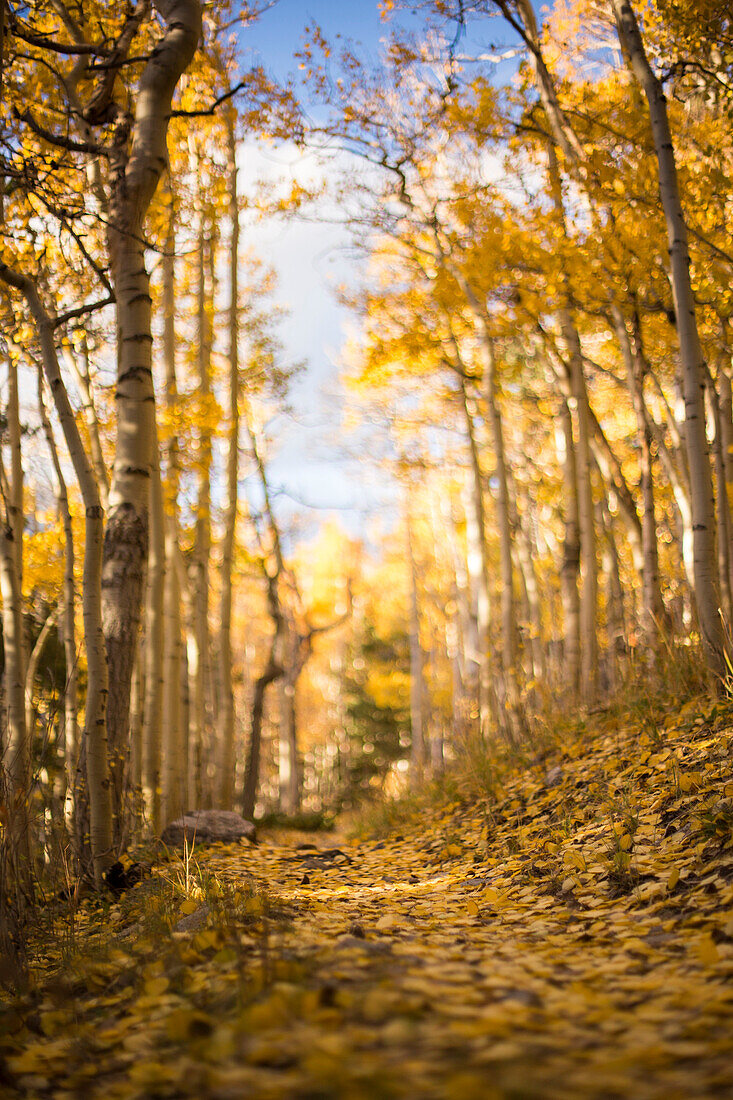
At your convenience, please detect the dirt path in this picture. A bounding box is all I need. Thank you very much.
[4,708,733,1098]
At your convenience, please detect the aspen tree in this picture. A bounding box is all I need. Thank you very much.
[406,508,426,778]
[609,303,664,656]
[160,192,186,829]
[103,0,202,835]
[37,371,78,789]
[609,0,728,678]
[219,109,240,811]
[0,349,27,806]
[0,268,112,886]
[242,414,285,821]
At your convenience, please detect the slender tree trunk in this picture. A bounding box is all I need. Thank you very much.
[160,188,184,831]
[1,268,112,885]
[242,575,284,821]
[555,395,581,697]
[104,0,201,842]
[610,303,663,656]
[0,464,27,798]
[63,337,109,509]
[219,112,240,810]
[546,147,598,700]
[718,367,733,602]
[598,496,626,690]
[507,466,546,684]
[190,167,214,809]
[704,368,733,624]
[406,510,426,779]
[25,606,58,752]
[141,427,165,819]
[483,337,521,725]
[1,349,27,807]
[7,349,23,603]
[459,380,493,738]
[37,371,78,788]
[611,0,728,677]
[129,650,143,796]
[278,654,301,816]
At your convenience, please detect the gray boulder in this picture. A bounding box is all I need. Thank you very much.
[161,809,256,848]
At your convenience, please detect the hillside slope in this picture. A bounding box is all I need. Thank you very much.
[3,696,733,1099]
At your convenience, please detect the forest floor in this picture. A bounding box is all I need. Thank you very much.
[3,694,733,1099]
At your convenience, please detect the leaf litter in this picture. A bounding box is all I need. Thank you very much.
[3,697,733,1099]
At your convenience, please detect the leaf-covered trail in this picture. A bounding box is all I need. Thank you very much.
[4,701,733,1099]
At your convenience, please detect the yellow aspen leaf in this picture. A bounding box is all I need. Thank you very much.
[376,913,398,931]
[179,899,199,915]
[619,834,633,851]
[165,1008,212,1042]
[143,976,170,996]
[466,900,480,917]
[694,935,720,966]
[667,867,680,890]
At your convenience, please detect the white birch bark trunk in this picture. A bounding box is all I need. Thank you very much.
[189,165,214,809]
[1,266,112,885]
[406,510,426,780]
[610,303,663,655]
[555,395,581,697]
[1,350,27,806]
[704,370,733,623]
[63,338,109,509]
[611,0,728,677]
[159,190,185,830]
[141,426,165,815]
[103,0,201,838]
[546,147,598,701]
[37,371,78,788]
[459,382,493,739]
[219,112,240,810]
[483,337,521,727]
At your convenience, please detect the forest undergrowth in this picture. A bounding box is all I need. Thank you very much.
[3,690,733,1100]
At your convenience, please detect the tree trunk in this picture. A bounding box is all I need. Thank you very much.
[406,510,426,779]
[219,111,240,810]
[189,163,214,809]
[459,381,493,739]
[103,0,201,842]
[160,187,185,831]
[718,367,733,603]
[24,606,58,754]
[63,337,109,509]
[610,303,663,657]
[1,349,27,806]
[141,427,165,818]
[37,371,78,789]
[1,267,112,886]
[242,575,284,821]
[611,0,728,678]
[278,657,301,816]
[546,146,598,700]
[704,368,733,624]
[483,336,521,727]
[555,395,581,697]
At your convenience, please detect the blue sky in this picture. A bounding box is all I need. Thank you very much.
[234,2,520,543]
[237,3,415,539]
